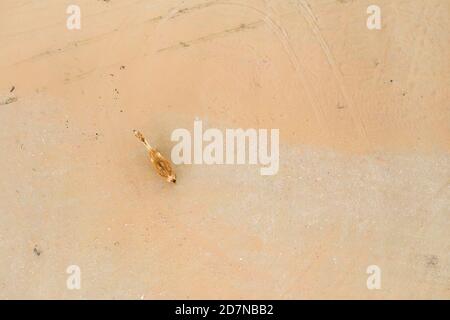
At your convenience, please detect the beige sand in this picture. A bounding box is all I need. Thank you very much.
[0,0,449,299]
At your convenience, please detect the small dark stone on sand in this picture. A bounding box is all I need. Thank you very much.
[33,245,42,256]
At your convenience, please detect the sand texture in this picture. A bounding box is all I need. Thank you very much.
[0,0,449,299]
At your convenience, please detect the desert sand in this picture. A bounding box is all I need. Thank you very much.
[0,0,449,299]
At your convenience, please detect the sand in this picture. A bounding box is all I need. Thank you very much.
[0,0,449,299]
